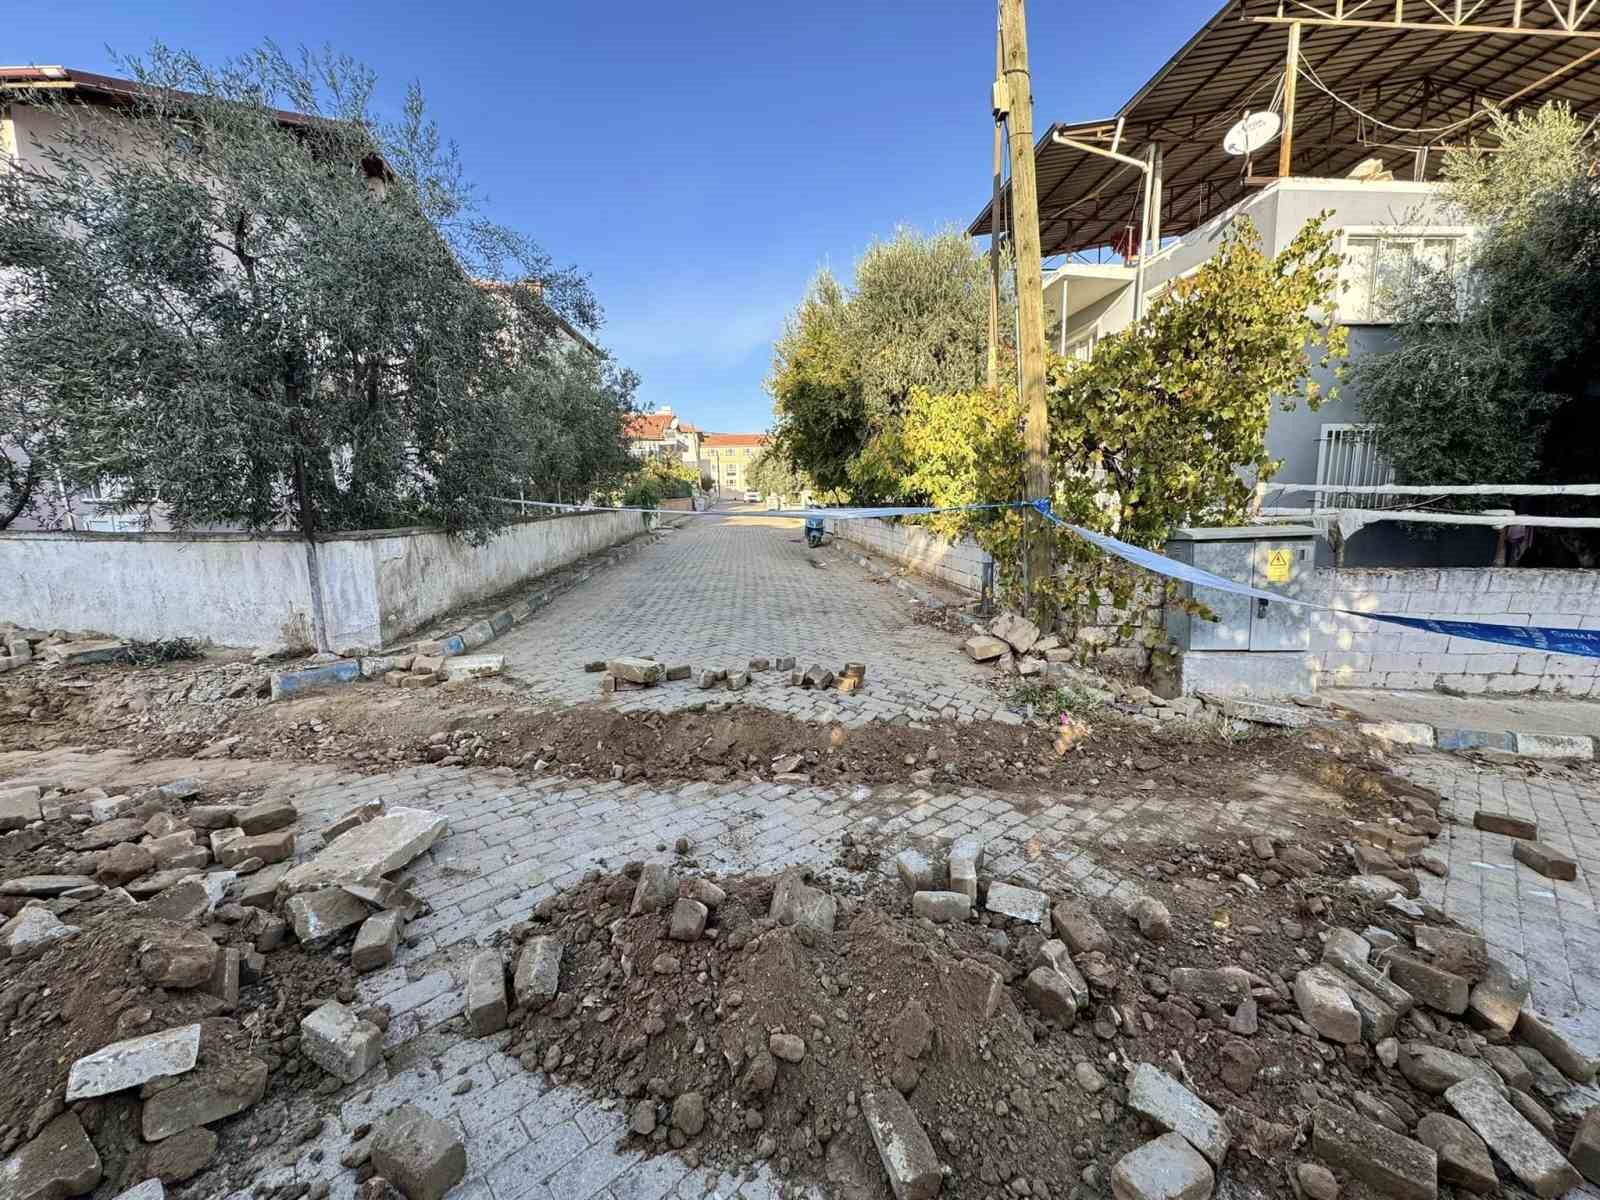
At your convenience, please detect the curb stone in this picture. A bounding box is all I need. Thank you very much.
[269,522,660,701]
[1360,720,1596,762]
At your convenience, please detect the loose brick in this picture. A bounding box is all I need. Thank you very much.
[1110,1133,1214,1200]
[1514,1009,1598,1084]
[1446,1075,1579,1198]
[465,950,508,1036]
[861,1089,941,1200]
[1126,1063,1230,1168]
[1511,839,1577,881]
[1312,1101,1438,1200]
[1473,811,1537,840]
[1388,953,1469,1015]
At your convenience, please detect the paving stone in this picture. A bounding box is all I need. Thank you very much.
[66,1023,202,1101]
[514,936,562,1008]
[1511,839,1578,881]
[126,869,201,901]
[1398,1043,1505,1096]
[0,1111,101,1200]
[185,805,236,829]
[235,862,287,910]
[300,1002,382,1083]
[894,849,937,894]
[351,911,402,973]
[466,950,509,1036]
[1169,967,1252,1006]
[1482,1045,1534,1091]
[1388,953,1469,1015]
[440,653,504,681]
[1513,1045,1572,1098]
[141,1058,268,1140]
[1445,1075,1579,1198]
[1126,1063,1230,1168]
[1415,1113,1496,1195]
[769,869,835,933]
[1413,926,1488,980]
[1472,812,1537,840]
[607,657,665,685]
[630,863,674,915]
[667,897,708,942]
[0,874,94,897]
[1110,1132,1214,1200]
[964,635,1009,662]
[1294,966,1362,1044]
[985,881,1049,924]
[1308,963,1399,1042]
[0,785,42,831]
[1466,971,1529,1035]
[286,889,370,947]
[370,1103,467,1200]
[1514,1009,1598,1084]
[1311,1101,1437,1200]
[911,891,970,922]
[144,1126,215,1184]
[203,948,239,1009]
[278,806,448,894]
[1,907,77,960]
[1022,966,1080,1027]
[860,1088,941,1200]
[948,834,983,901]
[236,799,297,836]
[111,1181,164,1200]
[1571,1106,1600,1187]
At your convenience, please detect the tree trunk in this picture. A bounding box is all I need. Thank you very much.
[0,457,39,531]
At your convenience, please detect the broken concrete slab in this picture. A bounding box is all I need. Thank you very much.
[1511,839,1578,881]
[1416,1112,1496,1195]
[1294,967,1362,1044]
[322,800,383,841]
[1054,900,1109,955]
[962,635,1009,663]
[278,806,447,895]
[1482,1045,1534,1092]
[235,862,288,910]
[1571,1107,1600,1187]
[111,1181,165,1200]
[1445,1075,1579,1198]
[138,928,219,989]
[1413,926,1488,980]
[911,891,971,923]
[1467,971,1529,1035]
[629,863,674,916]
[513,936,562,1008]
[46,638,127,666]
[1022,967,1081,1027]
[140,1058,268,1141]
[235,799,297,836]
[0,1111,102,1200]
[300,1002,382,1083]
[1,907,77,960]
[861,1088,941,1200]
[1305,963,1399,1042]
[466,950,508,1036]
[204,948,240,1009]
[216,830,293,868]
[440,653,504,682]
[1388,953,1469,1015]
[1399,1043,1506,1096]
[66,1023,202,1101]
[990,612,1040,655]
[769,870,836,934]
[1513,1045,1572,1099]
[1126,1062,1230,1168]
[351,911,402,973]
[371,1103,467,1200]
[285,888,370,948]
[1311,1102,1437,1200]
[894,849,937,894]
[1110,1132,1214,1200]
[0,785,41,831]
[668,897,708,941]
[985,881,1049,924]
[1514,1008,1598,1084]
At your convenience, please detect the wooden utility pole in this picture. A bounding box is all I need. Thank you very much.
[987,27,1003,391]
[1278,21,1302,179]
[999,0,1052,620]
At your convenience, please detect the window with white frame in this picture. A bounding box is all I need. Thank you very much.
[1064,330,1098,363]
[1338,233,1463,323]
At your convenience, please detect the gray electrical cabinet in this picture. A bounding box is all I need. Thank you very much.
[1164,526,1317,653]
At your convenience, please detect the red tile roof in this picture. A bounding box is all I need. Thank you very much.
[701,433,767,447]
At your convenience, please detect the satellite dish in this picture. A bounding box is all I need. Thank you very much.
[1223,110,1282,156]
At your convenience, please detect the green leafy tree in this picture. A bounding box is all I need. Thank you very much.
[746,448,812,504]
[906,215,1345,630]
[767,228,1013,501]
[0,43,611,540]
[1354,103,1600,561]
[513,348,640,504]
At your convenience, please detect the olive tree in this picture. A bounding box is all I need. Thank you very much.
[0,43,610,540]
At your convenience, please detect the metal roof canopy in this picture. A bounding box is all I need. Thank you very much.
[970,0,1600,258]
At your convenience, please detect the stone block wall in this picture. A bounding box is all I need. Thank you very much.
[1310,567,1600,696]
[830,516,993,595]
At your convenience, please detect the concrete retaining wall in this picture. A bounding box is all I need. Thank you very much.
[830,517,992,595]
[0,509,647,654]
[1312,567,1600,696]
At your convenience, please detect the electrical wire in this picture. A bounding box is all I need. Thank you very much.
[1296,57,1487,138]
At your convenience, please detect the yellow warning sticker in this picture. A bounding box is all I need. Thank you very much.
[1266,548,1292,584]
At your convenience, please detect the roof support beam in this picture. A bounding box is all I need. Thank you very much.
[1251,14,1600,38]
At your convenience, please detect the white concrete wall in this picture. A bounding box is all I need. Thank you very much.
[0,530,318,648]
[831,517,992,595]
[0,510,647,652]
[1313,568,1600,696]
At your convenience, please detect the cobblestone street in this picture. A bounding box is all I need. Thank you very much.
[7,737,1597,1199]
[489,512,1007,725]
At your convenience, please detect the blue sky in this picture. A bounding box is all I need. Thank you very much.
[11,1,1207,432]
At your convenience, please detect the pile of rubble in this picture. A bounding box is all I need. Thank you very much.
[372,652,504,690]
[590,655,868,698]
[0,624,131,675]
[0,773,464,1199]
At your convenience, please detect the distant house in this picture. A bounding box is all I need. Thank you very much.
[699,433,766,497]
[624,408,702,467]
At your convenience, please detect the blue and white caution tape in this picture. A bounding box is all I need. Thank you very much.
[1033,501,1600,660]
[496,497,1027,521]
